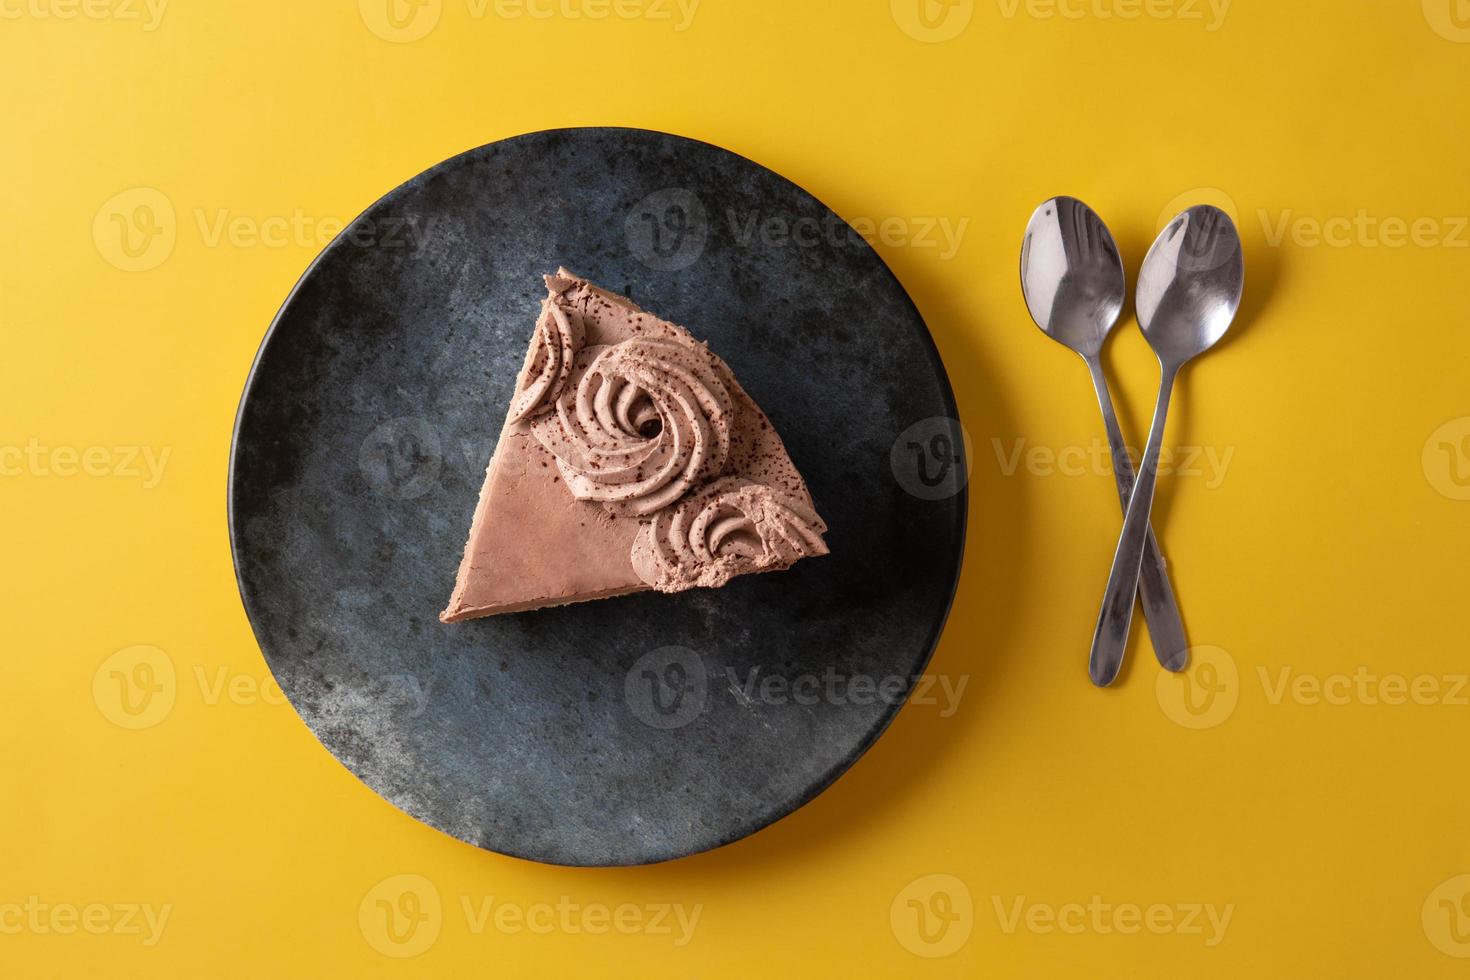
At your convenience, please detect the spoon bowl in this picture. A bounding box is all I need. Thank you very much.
[1021,196,1127,358]
[1136,205,1244,367]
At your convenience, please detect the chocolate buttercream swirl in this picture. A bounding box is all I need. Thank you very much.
[530,338,735,517]
[631,477,829,591]
[508,299,585,424]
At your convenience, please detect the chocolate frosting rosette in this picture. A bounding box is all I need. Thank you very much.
[630,476,829,591]
[507,297,586,424]
[530,337,735,517]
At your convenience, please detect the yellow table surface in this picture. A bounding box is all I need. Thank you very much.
[5,0,1470,975]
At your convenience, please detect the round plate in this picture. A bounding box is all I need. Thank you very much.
[229,128,966,866]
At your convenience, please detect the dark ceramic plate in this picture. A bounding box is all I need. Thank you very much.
[229,128,966,866]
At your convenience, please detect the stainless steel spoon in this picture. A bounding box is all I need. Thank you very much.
[1088,205,1244,687]
[1021,197,1188,675]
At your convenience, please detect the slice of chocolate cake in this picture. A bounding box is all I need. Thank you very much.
[442,270,827,622]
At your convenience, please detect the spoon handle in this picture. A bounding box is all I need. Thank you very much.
[1089,366,1177,687]
[1085,357,1188,673]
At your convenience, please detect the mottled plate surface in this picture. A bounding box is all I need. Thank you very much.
[229,128,967,866]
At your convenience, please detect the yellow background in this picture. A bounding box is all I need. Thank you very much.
[4,0,1470,975]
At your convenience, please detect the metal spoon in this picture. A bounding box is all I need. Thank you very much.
[1088,205,1243,687]
[1021,197,1188,676]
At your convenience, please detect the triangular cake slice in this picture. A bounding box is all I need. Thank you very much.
[441,270,828,622]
